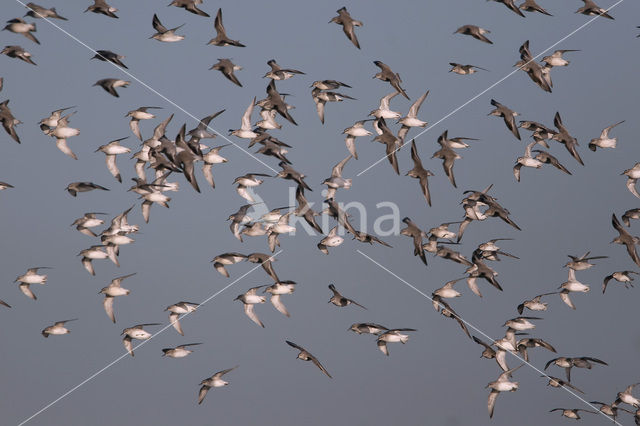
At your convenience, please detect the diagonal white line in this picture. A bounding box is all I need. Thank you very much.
[13,0,278,173]
[18,251,283,426]
[356,250,624,425]
[357,0,626,177]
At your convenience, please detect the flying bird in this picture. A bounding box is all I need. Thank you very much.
[453,25,493,44]
[373,61,409,99]
[150,14,185,42]
[99,273,136,323]
[42,319,76,337]
[208,8,245,47]
[168,0,210,17]
[209,58,243,87]
[285,340,332,378]
[329,7,362,49]
[198,366,238,404]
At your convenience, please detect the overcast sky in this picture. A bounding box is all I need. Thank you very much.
[1,0,639,425]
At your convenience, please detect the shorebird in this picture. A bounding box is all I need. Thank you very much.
[25,3,68,20]
[126,106,162,140]
[406,140,434,206]
[84,0,118,18]
[373,61,409,99]
[328,284,366,309]
[377,328,416,356]
[433,133,464,188]
[210,58,242,87]
[603,271,638,293]
[285,340,332,378]
[369,92,401,120]
[549,408,598,420]
[229,97,257,140]
[453,25,493,44]
[397,91,429,143]
[317,226,344,255]
[93,78,130,97]
[121,323,160,356]
[311,80,351,91]
[576,0,614,19]
[95,137,130,182]
[91,50,127,69]
[542,50,579,68]
[212,252,246,277]
[322,155,352,199]
[329,7,362,49]
[449,63,488,75]
[349,323,389,335]
[552,112,583,165]
[169,0,210,17]
[623,208,640,227]
[71,212,106,237]
[622,163,640,199]
[66,182,109,197]
[489,0,525,16]
[487,365,522,419]
[401,217,428,266]
[545,376,585,393]
[435,297,471,338]
[295,186,322,233]
[342,119,372,159]
[46,111,80,159]
[166,301,199,335]
[372,118,401,175]
[264,59,305,81]
[162,343,202,358]
[99,273,136,323]
[0,100,22,143]
[615,383,640,408]
[1,45,36,65]
[564,251,607,270]
[545,356,607,382]
[516,41,552,93]
[79,245,109,276]
[517,292,557,314]
[234,286,266,328]
[513,141,542,181]
[516,337,556,361]
[42,319,76,337]
[233,173,268,202]
[558,268,590,309]
[247,252,280,282]
[532,150,572,176]
[519,0,552,16]
[198,367,238,405]
[611,214,640,267]
[150,14,184,42]
[489,99,520,140]
[3,18,39,45]
[588,120,624,151]
[207,8,244,47]
[275,162,312,191]
[15,266,50,300]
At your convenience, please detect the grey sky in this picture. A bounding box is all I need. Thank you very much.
[1,0,639,425]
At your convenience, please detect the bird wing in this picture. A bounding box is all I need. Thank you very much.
[103,296,116,323]
[270,294,290,317]
[244,303,264,328]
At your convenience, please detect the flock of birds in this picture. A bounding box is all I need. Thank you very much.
[1,0,639,423]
